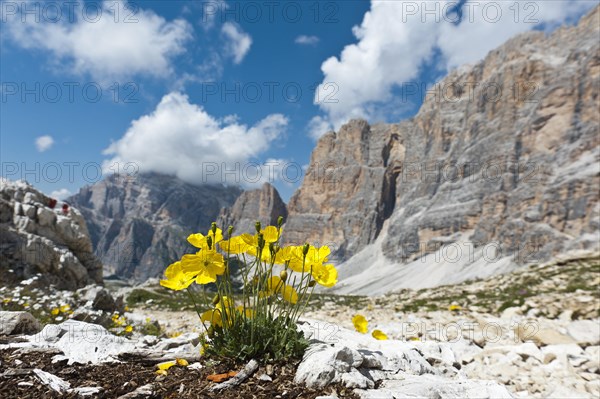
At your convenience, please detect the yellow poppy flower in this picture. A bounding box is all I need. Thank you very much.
[187,227,223,249]
[181,250,225,285]
[160,261,195,291]
[240,226,281,260]
[372,329,388,340]
[275,246,305,272]
[201,309,223,327]
[50,308,60,316]
[235,305,254,319]
[311,263,338,287]
[59,304,71,313]
[219,235,249,254]
[352,314,368,334]
[305,245,330,266]
[280,284,298,304]
[124,325,133,333]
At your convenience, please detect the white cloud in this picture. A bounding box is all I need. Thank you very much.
[103,92,288,186]
[311,0,597,139]
[4,0,192,82]
[50,188,72,200]
[295,35,320,45]
[221,22,252,64]
[35,135,54,152]
[307,116,333,140]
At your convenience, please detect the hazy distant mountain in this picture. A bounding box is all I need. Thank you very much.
[68,173,242,281]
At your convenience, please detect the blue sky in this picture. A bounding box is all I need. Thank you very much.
[1,0,597,201]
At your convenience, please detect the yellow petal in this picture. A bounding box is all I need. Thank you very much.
[176,358,189,367]
[352,314,368,334]
[201,309,222,327]
[219,236,248,254]
[261,226,279,243]
[157,360,177,371]
[280,284,298,304]
[155,369,168,376]
[372,329,388,340]
[187,233,208,248]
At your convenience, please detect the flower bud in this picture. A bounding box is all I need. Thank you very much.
[211,222,217,235]
[228,225,234,237]
[308,280,317,287]
[255,221,261,233]
[269,242,277,255]
[302,243,310,256]
[212,294,220,306]
[277,216,284,227]
[280,270,288,282]
[206,236,213,250]
[257,233,265,248]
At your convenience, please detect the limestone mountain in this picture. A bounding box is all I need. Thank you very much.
[217,182,288,235]
[284,6,600,292]
[68,173,242,281]
[0,179,103,290]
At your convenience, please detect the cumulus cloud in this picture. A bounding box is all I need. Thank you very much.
[103,92,288,186]
[307,116,334,141]
[4,0,192,82]
[35,135,54,152]
[311,0,597,139]
[221,22,252,64]
[295,35,320,45]
[50,188,72,200]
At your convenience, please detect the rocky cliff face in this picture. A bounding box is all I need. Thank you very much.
[285,6,600,290]
[68,173,241,281]
[217,183,287,235]
[0,179,103,290]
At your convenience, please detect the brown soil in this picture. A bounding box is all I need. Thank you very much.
[0,349,359,398]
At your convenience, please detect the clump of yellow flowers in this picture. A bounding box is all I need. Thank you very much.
[159,217,338,361]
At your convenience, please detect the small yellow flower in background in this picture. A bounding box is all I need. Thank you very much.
[168,331,182,338]
[124,306,131,312]
[155,369,168,376]
[448,304,462,312]
[124,325,133,333]
[409,336,421,341]
[2,298,11,304]
[352,314,368,334]
[176,358,189,367]
[157,360,177,371]
[372,329,388,340]
[59,304,71,313]
[50,308,60,316]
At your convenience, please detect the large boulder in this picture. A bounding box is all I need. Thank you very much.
[0,179,102,289]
